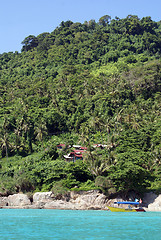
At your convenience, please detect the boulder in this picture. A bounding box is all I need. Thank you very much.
[8,194,31,207]
[67,190,108,209]
[33,192,53,204]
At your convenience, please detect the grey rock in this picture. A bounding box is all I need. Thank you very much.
[44,190,108,210]
[0,197,8,207]
[8,194,31,207]
[145,194,161,211]
[1,191,160,211]
[33,192,53,204]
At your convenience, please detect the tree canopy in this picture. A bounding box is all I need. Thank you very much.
[0,15,161,197]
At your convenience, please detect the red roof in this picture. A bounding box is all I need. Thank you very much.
[80,147,87,150]
[74,150,85,153]
[57,144,65,147]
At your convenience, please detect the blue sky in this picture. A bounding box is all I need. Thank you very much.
[0,0,161,53]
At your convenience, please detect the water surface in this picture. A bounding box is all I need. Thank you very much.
[0,209,161,239]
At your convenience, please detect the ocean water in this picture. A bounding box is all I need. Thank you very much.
[0,209,161,240]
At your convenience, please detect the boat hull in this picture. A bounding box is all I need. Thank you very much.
[107,206,145,212]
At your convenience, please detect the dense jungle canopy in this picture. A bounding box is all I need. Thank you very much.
[0,15,161,197]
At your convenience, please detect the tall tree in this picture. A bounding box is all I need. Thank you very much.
[99,15,111,26]
[34,121,47,148]
[21,35,38,51]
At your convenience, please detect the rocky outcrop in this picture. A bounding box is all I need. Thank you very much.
[0,190,108,210]
[0,191,161,211]
[33,191,53,202]
[44,190,108,210]
[143,192,161,211]
[32,192,53,208]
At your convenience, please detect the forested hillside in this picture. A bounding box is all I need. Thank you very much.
[0,15,161,197]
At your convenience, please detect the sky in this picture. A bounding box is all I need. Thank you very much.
[0,0,161,54]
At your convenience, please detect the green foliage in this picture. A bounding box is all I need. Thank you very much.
[51,181,69,197]
[0,15,161,196]
[110,149,151,193]
[95,176,116,196]
[70,180,96,191]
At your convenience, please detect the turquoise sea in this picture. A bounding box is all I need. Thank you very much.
[0,209,161,240]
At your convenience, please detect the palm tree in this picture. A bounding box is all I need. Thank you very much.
[20,115,34,153]
[88,116,104,132]
[106,150,117,166]
[130,115,140,130]
[0,117,12,160]
[34,121,47,148]
[0,133,10,161]
[14,127,21,152]
[88,158,108,177]
[108,133,118,149]
[83,150,109,177]
[105,118,113,134]
[124,111,132,125]
[79,123,91,146]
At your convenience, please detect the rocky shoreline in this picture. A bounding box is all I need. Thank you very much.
[0,190,161,211]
